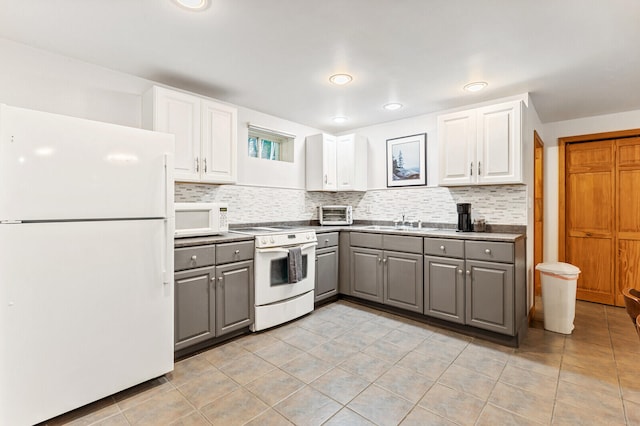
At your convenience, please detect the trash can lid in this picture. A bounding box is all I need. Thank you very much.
[535,262,581,275]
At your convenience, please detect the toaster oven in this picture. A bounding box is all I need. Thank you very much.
[319,205,353,225]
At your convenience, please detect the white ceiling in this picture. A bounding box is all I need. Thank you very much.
[1,0,639,133]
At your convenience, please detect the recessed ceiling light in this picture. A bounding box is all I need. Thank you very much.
[383,103,403,111]
[329,74,353,85]
[332,116,348,123]
[173,0,209,10]
[463,81,488,92]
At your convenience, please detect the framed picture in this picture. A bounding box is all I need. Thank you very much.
[386,133,427,187]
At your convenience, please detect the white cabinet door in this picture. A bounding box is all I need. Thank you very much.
[201,100,237,184]
[336,135,355,190]
[438,100,522,186]
[476,101,521,184]
[438,110,476,186]
[322,135,338,191]
[153,87,201,182]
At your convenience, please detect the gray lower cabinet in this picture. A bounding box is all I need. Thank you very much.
[315,232,339,303]
[174,240,254,352]
[384,251,423,313]
[174,265,216,351]
[315,246,339,302]
[215,260,254,335]
[424,255,465,323]
[350,247,384,303]
[465,259,514,334]
[349,233,423,312]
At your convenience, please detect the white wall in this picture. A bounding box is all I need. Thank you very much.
[541,109,640,262]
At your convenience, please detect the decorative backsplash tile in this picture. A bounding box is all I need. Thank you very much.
[175,183,527,226]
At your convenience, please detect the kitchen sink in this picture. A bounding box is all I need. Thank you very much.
[359,225,439,232]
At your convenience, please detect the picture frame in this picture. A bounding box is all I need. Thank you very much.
[386,133,427,187]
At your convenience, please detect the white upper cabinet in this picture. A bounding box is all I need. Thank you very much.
[143,86,237,184]
[438,100,522,186]
[306,133,367,191]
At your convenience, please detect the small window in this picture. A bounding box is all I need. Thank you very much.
[248,124,295,163]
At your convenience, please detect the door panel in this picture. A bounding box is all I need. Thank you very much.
[350,247,383,302]
[216,261,253,335]
[383,251,423,313]
[175,268,216,349]
[566,141,615,304]
[466,260,514,335]
[424,256,465,323]
[315,247,338,302]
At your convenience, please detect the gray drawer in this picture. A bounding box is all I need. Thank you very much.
[175,245,216,271]
[350,232,383,249]
[383,235,422,254]
[317,232,339,248]
[216,241,254,264]
[424,238,464,258]
[465,241,514,263]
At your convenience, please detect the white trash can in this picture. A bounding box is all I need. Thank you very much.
[535,262,581,334]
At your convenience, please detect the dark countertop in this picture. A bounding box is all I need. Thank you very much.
[174,224,524,247]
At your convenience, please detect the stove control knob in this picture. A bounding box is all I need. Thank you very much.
[306,234,311,240]
[260,238,267,245]
[270,237,275,243]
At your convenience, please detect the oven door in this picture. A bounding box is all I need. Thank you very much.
[254,242,316,306]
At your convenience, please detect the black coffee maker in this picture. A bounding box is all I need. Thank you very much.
[457,203,473,232]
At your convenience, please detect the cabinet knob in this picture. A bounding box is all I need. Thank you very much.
[458,269,463,274]
[440,245,445,251]
[484,249,491,254]
[377,257,382,263]
[325,239,329,243]
[234,249,240,254]
[466,270,471,276]
[191,255,197,261]
[383,258,387,264]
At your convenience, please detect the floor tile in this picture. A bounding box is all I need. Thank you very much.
[311,339,360,364]
[310,367,369,405]
[413,337,466,362]
[347,384,414,426]
[168,411,211,426]
[244,408,293,426]
[47,397,120,426]
[177,368,239,409]
[201,342,250,367]
[555,379,626,422]
[235,332,280,352]
[499,363,558,397]
[374,365,434,403]
[396,350,452,381]
[351,320,395,339]
[323,408,375,426]
[507,351,562,378]
[399,406,457,426]
[625,399,640,425]
[452,348,507,380]
[90,414,131,426]
[200,388,268,426]
[274,386,341,426]
[362,339,410,364]
[332,329,378,350]
[559,362,620,397]
[122,389,194,426]
[552,400,624,425]
[476,404,544,426]
[279,352,334,383]
[437,364,498,400]
[217,352,276,385]
[167,355,217,388]
[417,383,485,426]
[278,327,328,352]
[254,340,305,366]
[338,351,391,382]
[488,381,554,424]
[245,368,305,406]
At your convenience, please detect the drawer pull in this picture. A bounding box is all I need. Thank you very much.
[325,239,330,243]
[234,249,240,254]
[440,245,445,251]
[191,255,197,261]
[484,249,491,254]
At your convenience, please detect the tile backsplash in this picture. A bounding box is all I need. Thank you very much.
[175,184,527,226]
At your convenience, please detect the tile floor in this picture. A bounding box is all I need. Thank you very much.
[42,299,640,426]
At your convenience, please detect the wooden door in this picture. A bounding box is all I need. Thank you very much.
[534,132,544,296]
[565,141,616,304]
[616,137,640,306]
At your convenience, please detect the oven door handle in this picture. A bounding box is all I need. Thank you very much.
[255,242,317,254]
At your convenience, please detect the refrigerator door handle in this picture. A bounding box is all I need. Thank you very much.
[163,153,175,286]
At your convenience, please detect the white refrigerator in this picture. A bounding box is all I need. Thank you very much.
[0,104,175,426]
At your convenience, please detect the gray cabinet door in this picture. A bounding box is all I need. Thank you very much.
[384,251,424,313]
[350,247,384,303]
[315,246,339,302]
[174,266,216,351]
[424,255,465,323]
[215,260,254,336]
[465,260,515,335]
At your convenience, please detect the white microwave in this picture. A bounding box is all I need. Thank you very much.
[174,202,228,237]
[319,205,353,225]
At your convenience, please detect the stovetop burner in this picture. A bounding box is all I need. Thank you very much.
[230,225,305,235]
